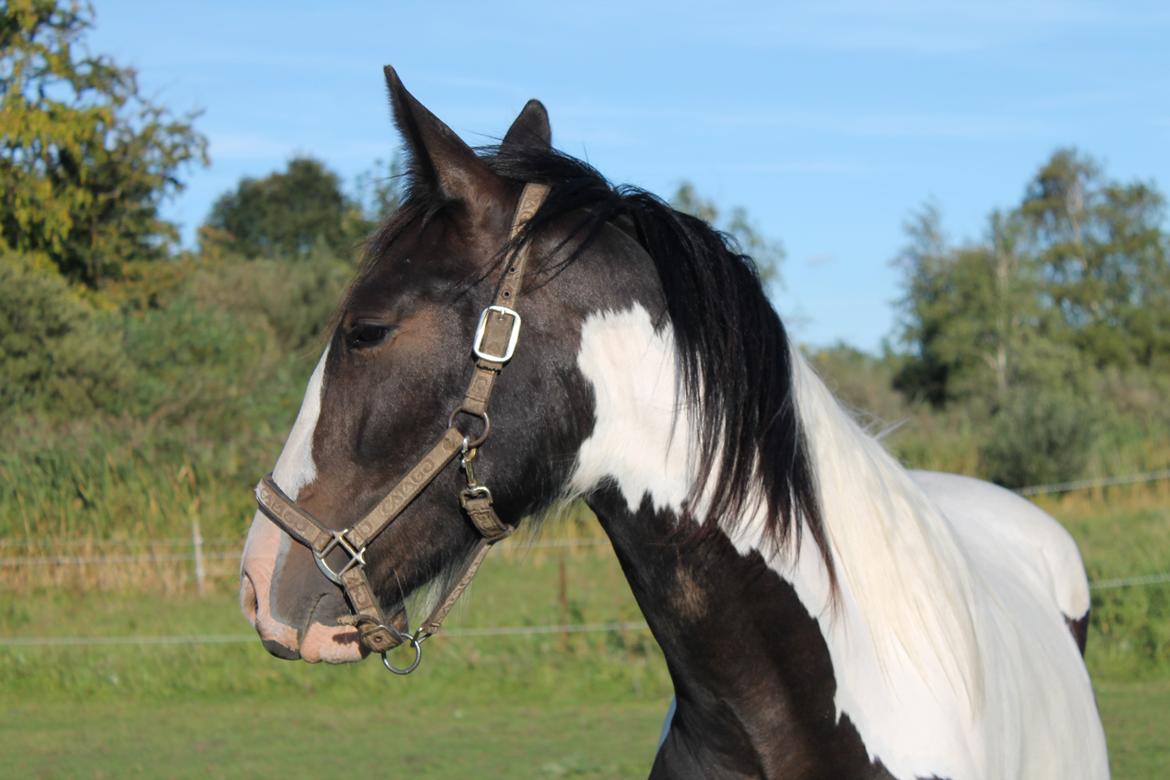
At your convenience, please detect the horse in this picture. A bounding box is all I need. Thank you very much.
[240,67,1109,779]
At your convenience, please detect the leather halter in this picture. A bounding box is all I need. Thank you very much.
[254,183,549,673]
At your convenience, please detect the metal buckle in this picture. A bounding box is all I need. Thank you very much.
[461,484,493,502]
[472,305,521,363]
[314,528,366,585]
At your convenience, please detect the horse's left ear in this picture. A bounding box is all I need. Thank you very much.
[383,65,506,221]
[502,99,551,150]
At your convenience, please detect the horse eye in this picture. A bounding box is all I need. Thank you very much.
[346,323,394,350]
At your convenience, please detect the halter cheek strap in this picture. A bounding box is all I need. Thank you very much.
[254,183,550,671]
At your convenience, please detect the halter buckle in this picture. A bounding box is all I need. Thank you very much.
[473,305,521,363]
[314,528,367,585]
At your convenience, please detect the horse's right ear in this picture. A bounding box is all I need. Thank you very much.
[383,65,505,217]
[502,99,551,150]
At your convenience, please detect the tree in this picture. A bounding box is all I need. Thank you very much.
[891,202,955,406]
[1019,148,1170,369]
[201,156,370,261]
[893,205,1072,407]
[0,0,208,285]
[894,150,1170,407]
[671,181,784,285]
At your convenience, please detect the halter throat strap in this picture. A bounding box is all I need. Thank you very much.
[254,182,549,663]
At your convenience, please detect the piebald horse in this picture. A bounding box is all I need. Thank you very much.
[240,67,1108,778]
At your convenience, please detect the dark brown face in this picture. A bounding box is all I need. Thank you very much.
[239,70,622,663]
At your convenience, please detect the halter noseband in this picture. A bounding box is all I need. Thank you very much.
[253,183,550,674]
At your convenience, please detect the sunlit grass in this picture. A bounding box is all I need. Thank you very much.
[1,488,1167,776]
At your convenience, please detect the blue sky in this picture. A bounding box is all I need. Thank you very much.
[90,1,1169,352]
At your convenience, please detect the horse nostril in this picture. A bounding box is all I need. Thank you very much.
[241,572,259,626]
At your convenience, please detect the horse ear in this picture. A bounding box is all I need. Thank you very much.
[502,99,551,150]
[383,66,503,215]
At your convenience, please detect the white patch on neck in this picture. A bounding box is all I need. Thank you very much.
[568,305,1108,780]
[568,307,693,509]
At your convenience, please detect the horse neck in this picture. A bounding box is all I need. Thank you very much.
[565,306,910,776]
[585,487,888,779]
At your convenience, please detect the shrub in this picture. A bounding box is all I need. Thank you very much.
[979,389,1097,488]
[121,295,279,435]
[0,254,134,418]
[184,253,352,354]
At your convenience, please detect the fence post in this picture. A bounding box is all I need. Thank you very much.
[558,551,569,650]
[192,516,206,595]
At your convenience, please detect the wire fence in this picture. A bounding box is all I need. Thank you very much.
[0,551,240,566]
[1,468,1165,596]
[1089,572,1170,591]
[1016,468,1170,496]
[1,574,1163,647]
[3,544,1168,590]
[0,621,654,648]
[0,537,608,567]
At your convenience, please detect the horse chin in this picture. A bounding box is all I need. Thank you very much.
[298,620,367,664]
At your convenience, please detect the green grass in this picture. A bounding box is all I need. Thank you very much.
[1037,490,1170,679]
[2,681,1161,780]
[1096,679,1170,779]
[3,697,667,779]
[2,492,1169,777]
[0,548,671,779]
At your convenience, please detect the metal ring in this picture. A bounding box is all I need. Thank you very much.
[448,409,491,448]
[380,632,423,675]
[312,529,366,586]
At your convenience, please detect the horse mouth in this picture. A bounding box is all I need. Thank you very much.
[296,594,368,664]
[295,597,411,664]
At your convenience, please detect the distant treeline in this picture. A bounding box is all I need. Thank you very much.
[2,1,1168,543]
[832,148,1170,487]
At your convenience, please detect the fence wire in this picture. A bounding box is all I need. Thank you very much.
[2,467,1166,639]
[1017,468,1170,496]
[0,621,653,648]
[1089,572,1170,591]
[0,537,609,567]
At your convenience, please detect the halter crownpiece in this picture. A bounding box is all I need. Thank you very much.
[254,182,550,674]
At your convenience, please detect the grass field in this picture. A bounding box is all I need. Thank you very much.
[1,490,1168,778]
[1,681,1164,779]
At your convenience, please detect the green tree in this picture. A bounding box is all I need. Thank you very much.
[671,181,784,285]
[894,150,1170,406]
[0,0,207,285]
[201,156,370,261]
[1019,148,1170,369]
[891,202,956,406]
[895,207,1079,408]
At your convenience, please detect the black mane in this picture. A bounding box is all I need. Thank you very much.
[368,144,833,584]
[484,146,832,583]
